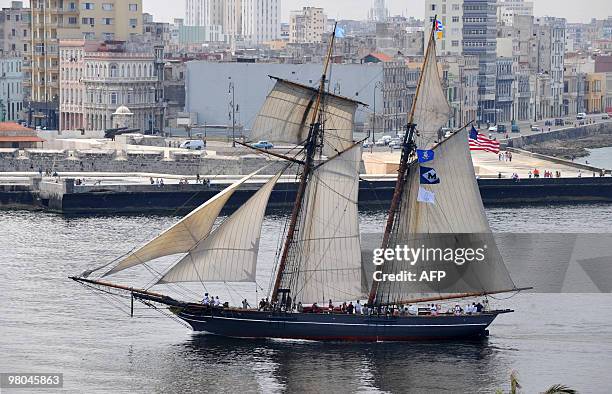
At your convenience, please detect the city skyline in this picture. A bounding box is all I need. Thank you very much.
[1,0,610,24]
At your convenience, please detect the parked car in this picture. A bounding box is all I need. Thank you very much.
[389,140,402,149]
[602,113,610,120]
[565,119,573,125]
[252,140,274,149]
[511,123,520,133]
[544,120,553,126]
[577,112,587,120]
[179,140,205,150]
[380,135,393,144]
[488,125,498,133]
[497,124,507,133]
[530,125,541,132]
[362,141,372,148]
[554,118,564,126]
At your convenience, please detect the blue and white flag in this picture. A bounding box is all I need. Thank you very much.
[417,149,435,163]
[335,26,345,38]
[417,186,436,204]
[420,166,440,184]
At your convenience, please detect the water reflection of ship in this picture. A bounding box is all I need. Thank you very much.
[71,18,529,341]
[166,335,504,393]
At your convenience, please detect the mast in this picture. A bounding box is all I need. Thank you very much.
[270,24,339,303]
[367,17,438,306]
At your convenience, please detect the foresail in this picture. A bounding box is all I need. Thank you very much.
[411,39,453,149]
[104,169,264,276]
[156,170,284,284]
[249,77,359,156]
[284,145,363,304]
[375,129,515,303]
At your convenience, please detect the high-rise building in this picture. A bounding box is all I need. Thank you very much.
[289,7,326,44]
[463,0,498,124]
[242,0,280,45]
[25,0,144,129]
[224,0,243,43]
[185,0,225,42]
[424,0,463,56]
[534,16,566,117]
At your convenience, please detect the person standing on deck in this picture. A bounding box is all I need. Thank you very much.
[242,299,250,309]
[202,293,210,305]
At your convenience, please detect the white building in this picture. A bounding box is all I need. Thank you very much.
[241,0,280,45]
[289,7,326,44]
[424,0,463,56]
[59,40,164,133]
[185,0,225,42]
[0,56,23,121]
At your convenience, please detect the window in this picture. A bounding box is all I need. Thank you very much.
[452,40,459,47]
[68,17,77,25]
[452,16,459,23]
[102,3,113,11]
[82,2,95,10]
[111,92,117,104]
[129,4,138,11]
[102,18,114,25]
[82,17,95,25]
[430,4,436,10]
[129,18,137,27]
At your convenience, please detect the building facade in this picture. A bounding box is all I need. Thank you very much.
[59,41,164,133]
[382,60,419,134]
[0,56,23,121]
[25,0,144,129]
[463,0,498,124]
[289,7,325,44]
[534,16,566,118]
[242,0,280,45]
[424,0,463,56]
[185,0,225,42]
[0,1,30,55]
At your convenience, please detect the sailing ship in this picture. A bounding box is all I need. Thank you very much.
[72,20,529,341]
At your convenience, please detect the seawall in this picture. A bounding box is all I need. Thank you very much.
[3,176,612,214]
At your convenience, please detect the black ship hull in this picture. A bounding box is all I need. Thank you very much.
[172,307,510,341]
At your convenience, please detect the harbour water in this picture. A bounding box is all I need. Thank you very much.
[578,146,612,169]
[1,206,612,393]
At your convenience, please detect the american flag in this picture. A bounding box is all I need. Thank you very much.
[469,126,500,154]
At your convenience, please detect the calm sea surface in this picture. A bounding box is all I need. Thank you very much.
[1,205,612,393]
[578,146,612,169]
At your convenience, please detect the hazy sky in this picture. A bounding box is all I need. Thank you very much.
[2,0,609,24]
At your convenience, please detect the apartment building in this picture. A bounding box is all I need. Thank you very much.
[25,0,143,129]
[0,1,30,55]
[424,0,463,56]
[290,7,325,44]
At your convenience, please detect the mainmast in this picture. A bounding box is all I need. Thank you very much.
[270,24,339,303]
[367,17,438,306]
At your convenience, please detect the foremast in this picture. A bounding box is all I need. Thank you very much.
[270,24,338,303]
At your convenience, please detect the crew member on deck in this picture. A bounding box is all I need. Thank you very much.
[202,293,210,305]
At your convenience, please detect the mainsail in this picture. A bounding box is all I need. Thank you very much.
[375,129,516,304]
[104,169,264,276]
[284,145,363,304]
[157,170,283,284]
[250,77,362,156]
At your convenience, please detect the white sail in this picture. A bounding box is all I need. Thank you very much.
[411,37,453,149]
[156,170,283,284]
[375,129,515,302]
[104,169,264,276]
[288,145,363,304]
[250,77,360,156]
[397,129,490,235]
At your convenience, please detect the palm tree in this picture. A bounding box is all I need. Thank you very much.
[496,371,577,394]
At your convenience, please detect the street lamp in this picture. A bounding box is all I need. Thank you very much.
[228,78,236,148]
[373,81,383,146]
